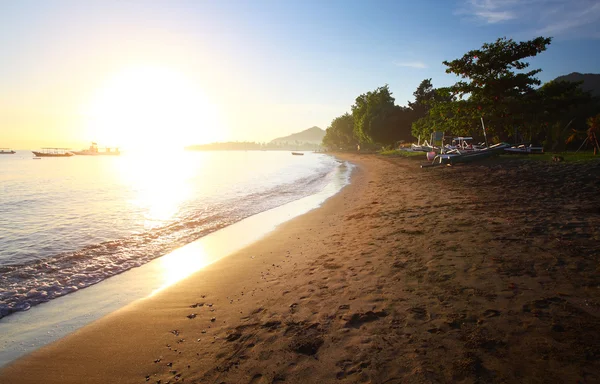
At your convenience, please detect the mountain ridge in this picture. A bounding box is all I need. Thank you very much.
[270,126,325,144]
[551,72,600,96]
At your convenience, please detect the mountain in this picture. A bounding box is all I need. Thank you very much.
[552,72,600,97]
[270,126,325,144]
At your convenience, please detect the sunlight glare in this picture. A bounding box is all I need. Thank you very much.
[84,66,225,151]
[151,241,210,295]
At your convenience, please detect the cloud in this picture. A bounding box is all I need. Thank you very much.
[456,0,600,38]
[394,61,427,69]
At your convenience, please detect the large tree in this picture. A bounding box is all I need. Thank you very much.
[442,36,553,139]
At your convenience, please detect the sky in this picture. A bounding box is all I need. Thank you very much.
[1,0,599,150]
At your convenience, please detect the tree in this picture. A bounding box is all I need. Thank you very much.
[322,113,355,150]
[409,79,436,118]
[351,85,397,145]
[442,36,553,139]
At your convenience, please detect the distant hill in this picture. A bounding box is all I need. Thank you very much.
[552,72,600,97]
[270,126,325,144]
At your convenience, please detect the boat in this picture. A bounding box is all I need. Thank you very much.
[504,144,544,154]
[444,137,485,152]
[422,143,511,167]
[291,152,304,156]
[72,142,120,156]
[31,148,73,157]
[0,148,15,154]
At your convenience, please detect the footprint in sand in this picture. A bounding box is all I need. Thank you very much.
[344,310,388,328]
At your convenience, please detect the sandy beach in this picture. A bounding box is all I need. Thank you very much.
[1,154,599,384]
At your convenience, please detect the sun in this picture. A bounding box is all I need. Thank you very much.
[84,66,225,151]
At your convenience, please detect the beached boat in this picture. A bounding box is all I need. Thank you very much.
[72,142,120,156]
[31,148,73,157]
[0,148,16,154]
[444,137,485,152]
[291,152,304,156]
[504,144,544,154]
[422,143,511,167]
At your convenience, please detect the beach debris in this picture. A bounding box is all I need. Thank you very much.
[187,313,197,319]
[189,303,204,308]
[339,304,350,310]
[210,317,216,322]
[154,358,162,363]
[170,330,180,336]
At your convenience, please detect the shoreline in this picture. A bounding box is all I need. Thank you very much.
[0,156,352,368]
[2,154,599,383]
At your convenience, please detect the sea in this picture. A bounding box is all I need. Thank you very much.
[0,150,351,321]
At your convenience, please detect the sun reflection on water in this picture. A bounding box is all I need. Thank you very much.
[114,150,202,228]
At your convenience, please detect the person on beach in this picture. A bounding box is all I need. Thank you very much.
[357,144,360,152]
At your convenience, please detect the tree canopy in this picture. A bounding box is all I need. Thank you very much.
[323,36,600,151]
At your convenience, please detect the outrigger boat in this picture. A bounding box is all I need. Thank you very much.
[411,140,439,153]
[504,144,544,154]
[72,142,120,156]
[422,143,511,168]
[0,148,15,154]
[31,148,73,157]
[444,137,485,151]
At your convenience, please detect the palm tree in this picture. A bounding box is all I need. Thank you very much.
[567,113,600,155]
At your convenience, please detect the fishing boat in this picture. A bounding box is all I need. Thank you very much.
[504,144,544,154]
[291,152,304,156]
[72,142,120,156]
[31,148,73,157]
[0,148,16,154]
[422,143,511,167]
[444,137,485,151]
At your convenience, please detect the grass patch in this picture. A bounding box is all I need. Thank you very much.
[379,149,424,157]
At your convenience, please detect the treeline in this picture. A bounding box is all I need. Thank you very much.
[323,36,600,152]
[185,141,322,151]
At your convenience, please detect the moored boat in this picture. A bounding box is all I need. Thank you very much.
[291,152,304,156]
[0,148,16,154]
[31,148,73,157]
[72,142,120,156]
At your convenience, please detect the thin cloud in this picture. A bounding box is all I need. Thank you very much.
[394,61,428,69]
[456,0,600,38]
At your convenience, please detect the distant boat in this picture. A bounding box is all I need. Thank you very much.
[0,148,15,154]
[31,148,73,157]
[291,152,304,156]
[72,142,120,156]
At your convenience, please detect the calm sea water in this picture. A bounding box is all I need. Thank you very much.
[0,150,349,318]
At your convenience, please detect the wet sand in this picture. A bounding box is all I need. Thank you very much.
[1,154,599,383]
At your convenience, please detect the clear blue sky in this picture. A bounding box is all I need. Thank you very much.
[1,0,599,148]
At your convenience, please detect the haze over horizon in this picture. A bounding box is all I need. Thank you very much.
[1,0,599,150]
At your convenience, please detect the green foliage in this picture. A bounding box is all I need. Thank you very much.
[351,85,397,144]
[322,113,356,150]
[440,36,553,138]
[412,36,599,147]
